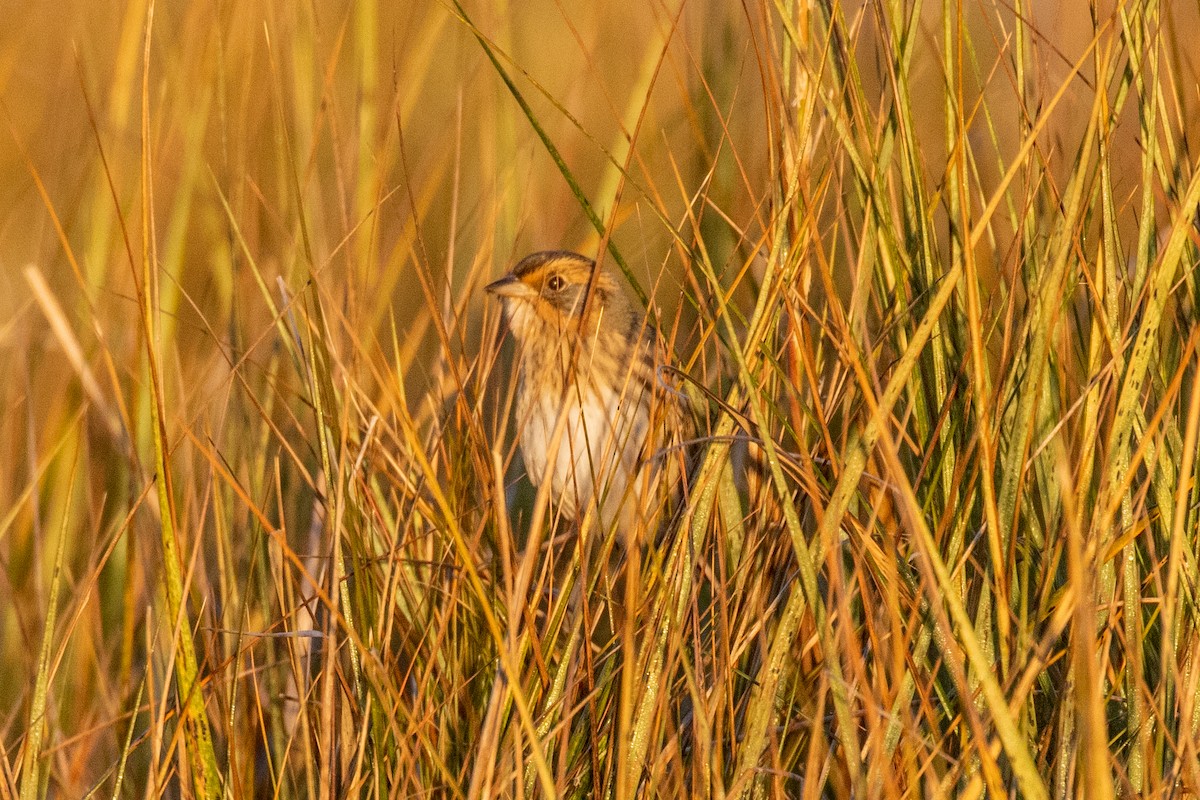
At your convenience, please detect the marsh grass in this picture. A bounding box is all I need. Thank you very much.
[2,0,1200,797]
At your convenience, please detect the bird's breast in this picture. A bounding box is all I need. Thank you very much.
[516,366,650,524]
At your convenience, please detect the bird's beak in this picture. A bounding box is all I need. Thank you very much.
[484,274,529,299]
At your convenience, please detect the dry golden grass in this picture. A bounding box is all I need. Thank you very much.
[2,0,1200,797]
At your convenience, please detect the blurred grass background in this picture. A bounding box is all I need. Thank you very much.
[2,0,1200,797]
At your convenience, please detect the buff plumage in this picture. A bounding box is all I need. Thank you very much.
[486,251,688,534]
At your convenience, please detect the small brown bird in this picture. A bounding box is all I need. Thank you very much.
[486,251,689,536]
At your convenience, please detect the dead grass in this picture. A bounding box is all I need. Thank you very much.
[1,0,1199,797]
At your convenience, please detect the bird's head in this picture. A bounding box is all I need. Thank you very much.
[485,251,627,343]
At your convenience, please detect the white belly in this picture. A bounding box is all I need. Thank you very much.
[519,383,650,529]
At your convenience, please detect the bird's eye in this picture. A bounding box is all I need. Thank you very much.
[546,275,566,292]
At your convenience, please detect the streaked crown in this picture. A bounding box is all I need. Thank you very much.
[485,251,629,341]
